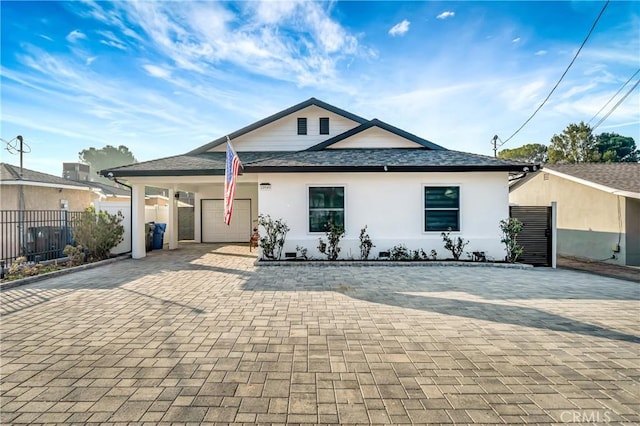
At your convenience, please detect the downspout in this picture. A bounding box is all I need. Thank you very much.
[114,178,133,255]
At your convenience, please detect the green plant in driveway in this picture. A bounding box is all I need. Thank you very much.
[359,226,375,260]
[257,214,290,260]
[318,221,344,260]
[72,206,124,261]
[441,229,469,261]
[499,217,524,262]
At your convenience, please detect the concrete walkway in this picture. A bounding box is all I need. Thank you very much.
[1,243,638,424]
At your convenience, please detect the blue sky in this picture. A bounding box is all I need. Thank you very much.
[1,1,638,176]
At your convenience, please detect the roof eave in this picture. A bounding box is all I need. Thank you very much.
[245,165,530,173]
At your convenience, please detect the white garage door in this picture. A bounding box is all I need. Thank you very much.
[202,199,251,243]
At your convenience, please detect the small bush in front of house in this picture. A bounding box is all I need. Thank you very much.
[63,244,85,266]
[318,221,344,261]
[412,248,429,260]
[499,217,524,263]
[441,229,469,261]
[73,206,125,261]
[359,226,375,260]
[389,244,411,260]
[258,214,290,260]
[295,245,309,260]
[429,249,438,260]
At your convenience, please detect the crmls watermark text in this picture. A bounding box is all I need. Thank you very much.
[560,410,612,423]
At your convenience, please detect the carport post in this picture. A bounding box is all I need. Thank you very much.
[168,188,178,250]
[131,183,147,259]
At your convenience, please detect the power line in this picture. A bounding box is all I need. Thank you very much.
[499,0,610,147]
[588,67,640,125]
[591,77,640,132]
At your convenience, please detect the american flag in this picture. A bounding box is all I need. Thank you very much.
[224,138,241,225]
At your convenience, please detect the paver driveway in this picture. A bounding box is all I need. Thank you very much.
[1,243,638,425]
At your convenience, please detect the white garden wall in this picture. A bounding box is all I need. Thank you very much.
[258,172,510,260]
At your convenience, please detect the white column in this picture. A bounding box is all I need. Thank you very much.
[131,183,146,259]
[168,188,178,250]
[194,192,201,243]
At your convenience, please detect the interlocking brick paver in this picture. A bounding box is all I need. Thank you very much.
[1,243,639,424]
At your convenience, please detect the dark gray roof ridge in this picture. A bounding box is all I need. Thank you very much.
[306,119,446,151]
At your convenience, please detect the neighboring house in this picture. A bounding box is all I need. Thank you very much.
[1,163,102,210]
[102,98,535,260]
[509,163,640,266]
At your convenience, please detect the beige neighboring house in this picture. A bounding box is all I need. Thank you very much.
[509,163,640,266]
[1,163,102,210]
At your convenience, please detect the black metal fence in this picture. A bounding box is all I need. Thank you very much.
[1,210,84,267]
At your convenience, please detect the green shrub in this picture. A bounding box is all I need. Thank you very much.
[359,226,375,260]
[499,218,524,263]
[389,244,411,260]
[318,221,344,260]
[63,244,85,266]
[72,206,124,261]
[257,214,289,260]
[441,229,469,261]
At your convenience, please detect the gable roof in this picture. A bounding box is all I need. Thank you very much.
[1,162,86,188]
[544,163,640,198]
[187,98,368,155]
[305,119,446,151]
[1,162,131,195]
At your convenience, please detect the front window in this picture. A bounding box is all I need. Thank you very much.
[425,186,460,231]
[309,186,344,232]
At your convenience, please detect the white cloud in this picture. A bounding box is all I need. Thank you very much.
[86,56,97,66]
[436,11,455,20]
[512,37,521,43]
[534,50,547,56]
[388,20,410,37]
[66,30,86,43]
[97,30,127,50]
[143,64,172,79]
[39,34,53,42]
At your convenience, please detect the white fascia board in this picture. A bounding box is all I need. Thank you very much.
[543,168,640,200]
[0,180,93,192]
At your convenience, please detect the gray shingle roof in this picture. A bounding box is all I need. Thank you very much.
[102,152,284,176]
[1,163,132,196]
[245,149,533,172]
[1,162,83,186]
[104,149,534,177]
[546,163,640,194]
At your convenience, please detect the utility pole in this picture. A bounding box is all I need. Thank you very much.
[492,135,499,157]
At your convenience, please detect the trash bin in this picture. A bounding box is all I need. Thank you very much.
[152,223,166,250]
[145,222,155,252]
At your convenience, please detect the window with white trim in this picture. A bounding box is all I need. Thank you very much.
[424,186,460,231]
[309,186,344,232]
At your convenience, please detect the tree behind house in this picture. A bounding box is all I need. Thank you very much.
[79,145,137,184]
[498,143,548,163]
[548,122,598,164]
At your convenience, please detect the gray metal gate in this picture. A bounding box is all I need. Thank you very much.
[510,206,552,266]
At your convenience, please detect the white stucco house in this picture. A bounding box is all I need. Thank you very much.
[102,98,535,260]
